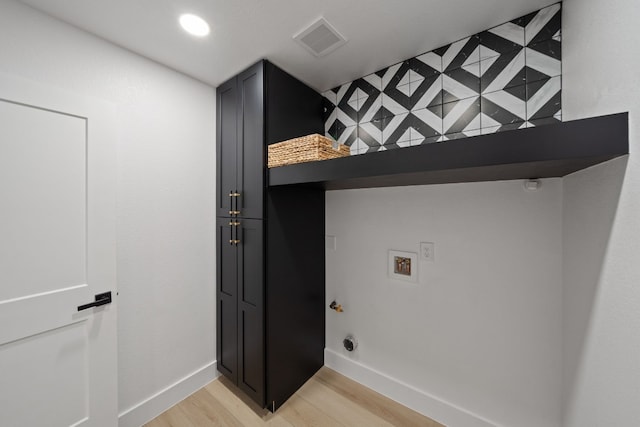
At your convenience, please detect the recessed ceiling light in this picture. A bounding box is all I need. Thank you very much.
[179,14,210,37]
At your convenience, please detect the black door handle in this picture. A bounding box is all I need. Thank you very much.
[77,291,112,311]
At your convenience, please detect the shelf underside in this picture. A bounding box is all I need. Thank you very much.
[268,113,629,190]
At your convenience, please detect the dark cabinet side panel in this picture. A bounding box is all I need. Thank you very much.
[217,220,238,384]
[237,63,265,220]
[265,62,323,146]
[237,219,265,406]
[217,78,238,217]
[266,187,325,410]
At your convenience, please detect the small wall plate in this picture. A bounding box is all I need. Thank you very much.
[388,250,418,282]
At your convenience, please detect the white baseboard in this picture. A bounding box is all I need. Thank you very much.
[324,349,497,427]
[118,360,218,427]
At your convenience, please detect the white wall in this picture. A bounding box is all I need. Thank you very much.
[325,180,564,426]
[562,0,640,425]
[0,1,216,424]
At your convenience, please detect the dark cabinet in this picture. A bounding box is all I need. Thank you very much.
[216,59,325,411]
[216,220,238,383]
[216,63,264,220]
[216,218,264,404]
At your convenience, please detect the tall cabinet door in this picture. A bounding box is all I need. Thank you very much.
[237,219,265,405]
[216,78,238,218]
[236,63,264,219]
[216,219,238,383]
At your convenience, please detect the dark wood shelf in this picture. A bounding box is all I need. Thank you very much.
[268,113,628,190]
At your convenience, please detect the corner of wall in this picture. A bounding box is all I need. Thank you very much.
[118,361,218,427]
[324,349,497,427]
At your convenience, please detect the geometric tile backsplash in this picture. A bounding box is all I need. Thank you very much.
[323,3,562,155]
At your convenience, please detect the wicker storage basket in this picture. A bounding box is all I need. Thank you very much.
[268,134,350,168]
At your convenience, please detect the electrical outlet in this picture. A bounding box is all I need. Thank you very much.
[420,242,435,261]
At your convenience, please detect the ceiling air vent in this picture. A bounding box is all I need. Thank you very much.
[293,17,347,57]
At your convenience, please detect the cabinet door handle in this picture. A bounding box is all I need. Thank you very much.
[228,221,240,226]
[229,239,241,246]
[228,191,241,216]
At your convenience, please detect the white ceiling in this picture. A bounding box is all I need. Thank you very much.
[18,0,555,92]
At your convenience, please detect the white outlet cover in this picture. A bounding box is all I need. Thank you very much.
[325,235,337,251]
[420,242,435,261]
[388,250,418,283]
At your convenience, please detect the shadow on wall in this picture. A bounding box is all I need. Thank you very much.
[562,155,629,417]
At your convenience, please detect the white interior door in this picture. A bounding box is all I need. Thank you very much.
[0,73,117,427]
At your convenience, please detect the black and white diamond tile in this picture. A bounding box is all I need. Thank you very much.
[442,71,480,104]
[480,48,526,93]
[409,53,443,112]
[333,88,358,130]
[442,36,480,72]
[481,89,526,125]
[358,73,383,123]
[336,125,358,154]
[413,52,443,75]
[481,122,527,135]
[529,39,561,61]
[525,3,561,47]
[443,97,481,134]
[335,78,383,124]
[526,75,561,124]
[412,107,443,139]
[525,47,561,82]
[323,89,338,106]
[443,129,482,141]
[527,114,562,128]
[377,112,440,148]
[381,113,412,149]
[411,75,443,112]
[357,121,383,154]
[333,82,355,123]
[323,3,561,153]
[380,61,412,114]
[444,66,480,98]
[480,21,525,59]
[379,56,443,115]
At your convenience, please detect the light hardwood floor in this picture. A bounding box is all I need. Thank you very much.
[146,367,443,426]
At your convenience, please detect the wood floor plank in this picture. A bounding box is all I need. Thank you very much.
[163,404,197,427]
[203,381,267,427]
[204,379,294,427]
[147,367,441,427]
[277,393,347,427]
[145,403,195,427]
[295,377,395,427]
[314,367,443,427]
[177,388,244,427]
[144,416,172,427]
